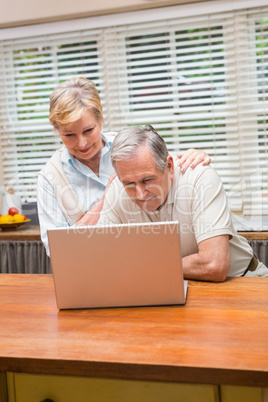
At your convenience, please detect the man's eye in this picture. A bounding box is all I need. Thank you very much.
[124,183,135,188]
[64,133,74,137]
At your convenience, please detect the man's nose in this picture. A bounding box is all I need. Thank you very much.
[136,184,148,200]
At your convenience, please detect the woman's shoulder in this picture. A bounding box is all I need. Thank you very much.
[39,147,64,174]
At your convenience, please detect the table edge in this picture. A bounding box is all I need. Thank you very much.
[1,357,268,387]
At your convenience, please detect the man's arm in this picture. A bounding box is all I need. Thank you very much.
[182,235,230,282]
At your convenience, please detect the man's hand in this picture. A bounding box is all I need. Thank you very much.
[182,235,230,282]
[177,148,211,173]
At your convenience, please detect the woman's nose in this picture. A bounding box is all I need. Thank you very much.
[77,135,87,148]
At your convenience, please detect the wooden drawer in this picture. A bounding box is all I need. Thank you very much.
[7,373,219,402]
[221,385,267,402]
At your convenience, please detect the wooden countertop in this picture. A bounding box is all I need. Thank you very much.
[0,225,267,241]
[0,274,267,387]
[238,232,268,240]
[0,225,41,240]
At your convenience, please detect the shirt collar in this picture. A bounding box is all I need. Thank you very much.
[101,133,113,149]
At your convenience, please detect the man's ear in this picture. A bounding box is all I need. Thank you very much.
[167,155,174,179]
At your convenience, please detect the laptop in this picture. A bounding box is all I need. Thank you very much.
[47,221,187,309]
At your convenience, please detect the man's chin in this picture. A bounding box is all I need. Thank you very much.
[134,199,160,212]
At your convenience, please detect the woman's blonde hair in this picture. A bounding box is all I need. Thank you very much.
[49,77,103,129]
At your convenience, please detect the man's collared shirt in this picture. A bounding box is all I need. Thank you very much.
[98,160,253,276]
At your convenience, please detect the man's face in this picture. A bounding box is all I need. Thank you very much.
[116,146,174,212]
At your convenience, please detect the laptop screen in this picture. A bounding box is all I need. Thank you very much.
[48,221,187,309]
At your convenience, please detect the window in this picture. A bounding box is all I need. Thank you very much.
[0,1,267,223]
[0,31,102,201]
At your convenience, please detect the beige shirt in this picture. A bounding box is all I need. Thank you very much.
[99,162,253,276]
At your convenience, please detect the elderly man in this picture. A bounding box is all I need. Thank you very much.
[98,125,268,281]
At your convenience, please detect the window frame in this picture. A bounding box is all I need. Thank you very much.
[0,0,267,227]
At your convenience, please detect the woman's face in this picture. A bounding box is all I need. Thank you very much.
[58,109,103,165]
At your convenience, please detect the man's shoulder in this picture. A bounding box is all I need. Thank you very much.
[108,176,121,189]
[174,162,215,183]
[106,176,125,199]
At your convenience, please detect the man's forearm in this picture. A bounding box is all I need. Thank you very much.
[182,235,231,282]
[182,254,226,282]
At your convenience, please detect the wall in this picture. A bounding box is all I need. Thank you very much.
[0,141,3,211]
[0,0,210,28]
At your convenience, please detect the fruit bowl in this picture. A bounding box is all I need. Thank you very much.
[0,219,31,231]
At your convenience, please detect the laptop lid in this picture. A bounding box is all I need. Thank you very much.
[47,221,187,309]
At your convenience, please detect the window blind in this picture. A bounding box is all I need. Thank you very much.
[0,2,267,218]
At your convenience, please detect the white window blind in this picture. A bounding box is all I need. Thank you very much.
[0,2,267,218]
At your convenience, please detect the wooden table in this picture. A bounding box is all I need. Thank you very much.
[0,275,268,393]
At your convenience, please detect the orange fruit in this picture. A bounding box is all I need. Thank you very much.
[12,214,25,223]
[0,215,13,224]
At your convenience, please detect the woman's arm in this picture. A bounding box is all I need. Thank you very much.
[76,174,117,226]
[37,174,69,256]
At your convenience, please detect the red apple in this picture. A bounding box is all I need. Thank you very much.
[8,207,19,216]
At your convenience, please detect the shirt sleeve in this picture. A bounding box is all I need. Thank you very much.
[37,173,69,256]
[190,167,233,243]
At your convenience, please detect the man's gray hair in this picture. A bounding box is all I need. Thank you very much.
[111,125,169,172]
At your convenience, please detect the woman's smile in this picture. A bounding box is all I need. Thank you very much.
[77,145,92,154]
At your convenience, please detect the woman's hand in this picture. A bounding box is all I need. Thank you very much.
[177,149,211,173]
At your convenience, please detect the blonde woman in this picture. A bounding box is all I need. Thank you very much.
[37,77,211,255]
